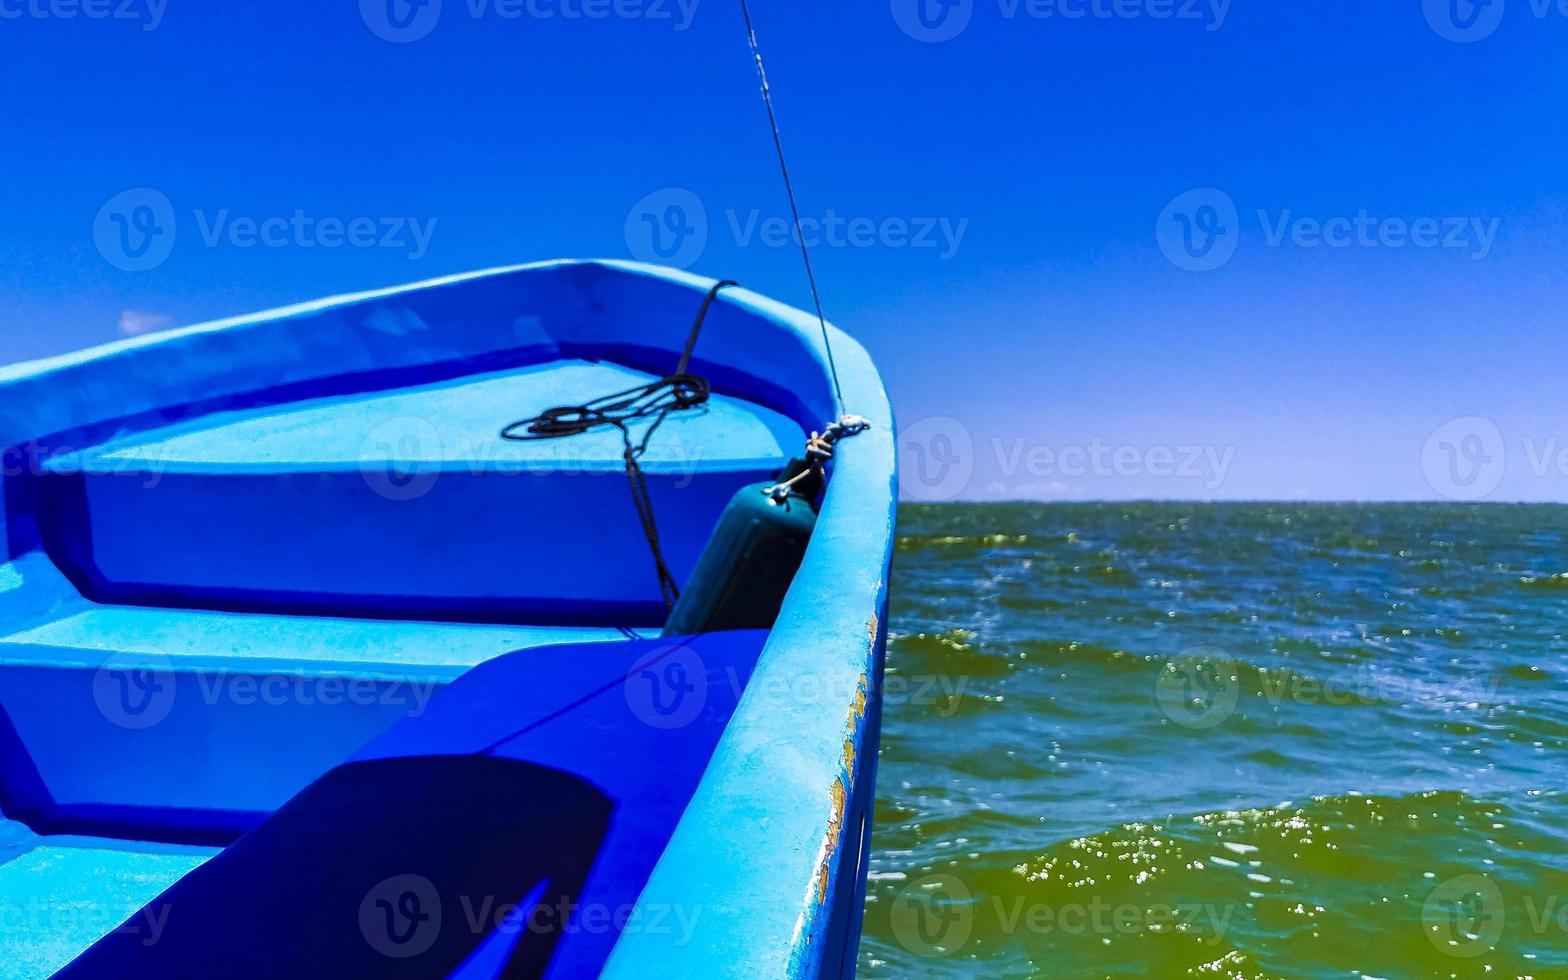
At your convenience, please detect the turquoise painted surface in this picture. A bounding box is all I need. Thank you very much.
[0,604,635,675]
[48,359,803,475]
[862,503,1568,977]
[0,819,213,980]
[0,262,894,975]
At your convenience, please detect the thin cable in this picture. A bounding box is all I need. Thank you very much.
[738,0,847,414]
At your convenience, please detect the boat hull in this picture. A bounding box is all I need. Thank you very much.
[0,260,896,978]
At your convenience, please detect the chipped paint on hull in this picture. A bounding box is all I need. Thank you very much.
[810,670,873,913]
[816,777,848,907]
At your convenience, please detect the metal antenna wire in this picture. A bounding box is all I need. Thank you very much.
[738,0,848,414]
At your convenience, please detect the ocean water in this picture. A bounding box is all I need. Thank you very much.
[859,503,1568,978]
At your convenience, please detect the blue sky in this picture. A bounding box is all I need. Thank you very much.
[1,1,1565,502]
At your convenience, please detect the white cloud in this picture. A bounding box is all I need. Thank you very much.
[118,310,175,337]
[1014,481,1089,499]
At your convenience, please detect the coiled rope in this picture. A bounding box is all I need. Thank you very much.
[502,280,738,608]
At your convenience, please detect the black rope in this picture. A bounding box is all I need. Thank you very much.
[502,280,739,609]
[738,0,847,414]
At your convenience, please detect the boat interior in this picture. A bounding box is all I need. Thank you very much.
[0,263,862,976]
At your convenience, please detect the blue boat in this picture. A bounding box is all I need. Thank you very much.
[0,260,896,978]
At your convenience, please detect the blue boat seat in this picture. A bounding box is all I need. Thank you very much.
[0,561,644,842]
[54,630,769,979]
[32,359,803,624]
[0,817,215,980]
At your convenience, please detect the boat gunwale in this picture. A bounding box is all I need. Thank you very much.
[0,259,897,976]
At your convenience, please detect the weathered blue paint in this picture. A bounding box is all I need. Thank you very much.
[36,360,804,622]
[0,821,215,980]
[0,260,895,977]
[600,277,898,978]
